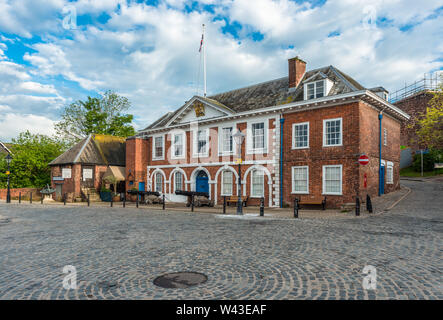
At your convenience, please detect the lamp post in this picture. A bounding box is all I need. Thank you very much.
[233,130,245,215]
[5,153,12,204]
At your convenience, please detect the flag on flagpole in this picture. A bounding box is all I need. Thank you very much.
[199,33,204,52]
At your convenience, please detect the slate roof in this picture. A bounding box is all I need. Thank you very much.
[49,134,126,166]
[143,65,367,131]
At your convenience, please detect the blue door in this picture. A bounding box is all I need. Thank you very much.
[138,182,145,201]
[380,167,385,195]
[196,171,209,194]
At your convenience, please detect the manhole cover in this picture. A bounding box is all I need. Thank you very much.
[153,272,208,288]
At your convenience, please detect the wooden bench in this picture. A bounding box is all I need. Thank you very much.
[297,196,326,210]
[226,195,249,207]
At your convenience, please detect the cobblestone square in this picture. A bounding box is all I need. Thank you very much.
[0,179,441,300]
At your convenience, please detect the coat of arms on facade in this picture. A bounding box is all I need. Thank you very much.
[193,102,205,117]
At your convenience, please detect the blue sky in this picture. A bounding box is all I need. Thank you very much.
[0,0,442,141]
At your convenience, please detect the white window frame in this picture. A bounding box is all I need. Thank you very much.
[304,80,324,100]
[292,122,310,149]
[218,125,234,155]
[323,118,343,147]
[193,128,209,158]
[246,118,268,155]
[171,132,185,160]
[152,134,165,160]
[221,170,233,196]
[322,165,343,195]
[174,171,183,191]
[155,172,163,193]
[386,162,394,184]
[291,166,309,194]
[384,128,388,146]
[250,169,265,198]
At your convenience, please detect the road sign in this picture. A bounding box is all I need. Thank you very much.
[358,155,369,165]
[235,158,243,164]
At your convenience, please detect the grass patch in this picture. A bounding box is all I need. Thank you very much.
[400,166,443,177]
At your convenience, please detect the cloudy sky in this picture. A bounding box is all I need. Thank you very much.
[0,0,442,141]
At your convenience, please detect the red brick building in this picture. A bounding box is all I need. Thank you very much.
[126,57,409,208]
[49,134,126,201]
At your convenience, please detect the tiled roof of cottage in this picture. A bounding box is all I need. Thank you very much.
[144,65,367,130]
[49,134,126,166]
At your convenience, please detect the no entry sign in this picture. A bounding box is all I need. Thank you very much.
[358,154,369,165]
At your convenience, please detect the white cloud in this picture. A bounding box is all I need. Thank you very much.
[19,82,58,94]
[0,113,56,141]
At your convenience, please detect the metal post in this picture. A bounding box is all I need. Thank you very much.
[162,194,165,210]
[421,150,424,177]
[63,193,66,206]
[294,198,299,218]
[237,162,243,215]
[366,194,373,213]
[87,193,90,207]
[19,192,21,204]
[355,196,360,216]
[379,112,383,196]
[41,194,43,204]
[110,196,113,207]
[280,117,285,208]
[191,194,194,212]
[223,196,226,214]
[123,195,126,208]
[136,194,139,208]
[260,197,264,216]
[6,160,10,203]
[30,192,32,204]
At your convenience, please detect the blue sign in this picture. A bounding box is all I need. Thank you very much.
[52,176,64,181]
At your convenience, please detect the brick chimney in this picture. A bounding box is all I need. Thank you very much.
[288,56,306,88]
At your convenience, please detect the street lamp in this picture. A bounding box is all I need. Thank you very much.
[233,130,245,215]
[5,153,12,204]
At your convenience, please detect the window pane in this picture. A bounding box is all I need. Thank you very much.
[174,134,183,156]
[316,81,324,98]
[175,172,182,191]
[222,171,233,195]
[293,167,308,193]
[155,137,163,158]
[222,127,233,152]
[324,167,341,194]
[197,130,207,154]
[155,173,162,192]
[252,170,264,196]
[252,123,264,149]
[325,119,341,146]
[294,123,308,148]
[307,83,315,99]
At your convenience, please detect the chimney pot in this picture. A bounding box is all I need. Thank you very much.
[288,56,306,88]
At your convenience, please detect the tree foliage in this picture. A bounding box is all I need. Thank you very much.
[0,131,68,188]
[416,78,443,150]
[55,90,136,145]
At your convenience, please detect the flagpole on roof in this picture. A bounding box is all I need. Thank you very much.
[202,23,207,97]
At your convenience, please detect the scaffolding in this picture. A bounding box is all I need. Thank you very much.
[389,72,442,103]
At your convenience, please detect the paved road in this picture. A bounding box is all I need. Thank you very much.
[0,179,441,300]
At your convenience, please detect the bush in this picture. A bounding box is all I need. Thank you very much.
[412,150,440,172]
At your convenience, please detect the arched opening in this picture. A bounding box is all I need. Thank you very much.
[195,170,209,193]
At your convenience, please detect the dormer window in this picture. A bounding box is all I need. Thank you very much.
[305,80,325,100]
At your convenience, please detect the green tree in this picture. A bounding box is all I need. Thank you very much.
[415,77,443,150]
[0,131,67,188]
[55,90,136,145]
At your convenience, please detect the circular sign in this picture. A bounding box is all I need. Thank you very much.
[358,155,369,165]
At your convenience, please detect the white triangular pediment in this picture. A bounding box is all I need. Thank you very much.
[166,96,234,126]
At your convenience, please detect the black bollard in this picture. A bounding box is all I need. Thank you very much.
[30,192,32,204]
[111,196,113,207]
[191,195,194,212]
[19,192,21,204]
[63,193,66,206]
[136,194,139,208]
[223,196,226,214]
[123,195,126,208]
[366,194,373,213]
[87,194,90,207]
[355,196,360,216]
[294,198,299,218]
[260,197,264,216]
[162,194,165,210]
[41,195,43,204]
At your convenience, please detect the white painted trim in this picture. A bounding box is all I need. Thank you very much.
[192,127,210,158]
[291,121,310,149]
[291,166,309,194]
[220,170,234,196]
[323,117,343,147]
[150,168,167,194]
[246,117,269,155]
[250,169,265,198]
[168,167,188,193]
[217,123,237,156]
[147,159,273,169]
[170,131,186,160]
[322,164,343,195]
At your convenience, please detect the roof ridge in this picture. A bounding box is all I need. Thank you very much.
[73,134,92,163]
